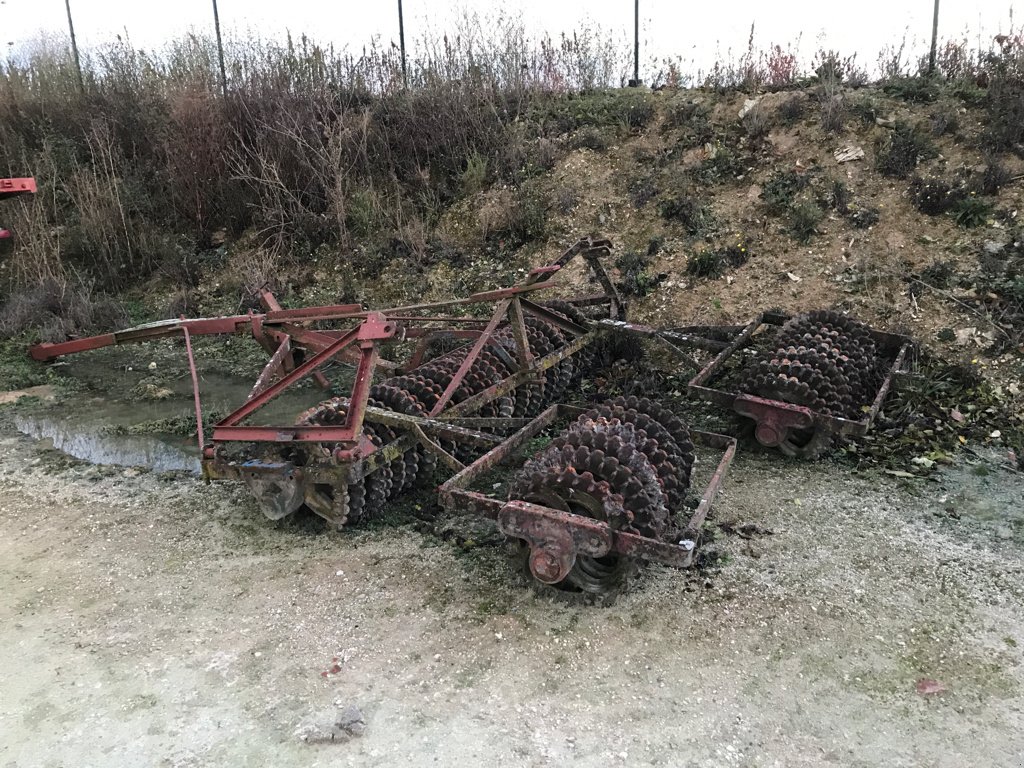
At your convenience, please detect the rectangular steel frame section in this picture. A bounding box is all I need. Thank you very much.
[687,311,915,443]
[438,404,737,570]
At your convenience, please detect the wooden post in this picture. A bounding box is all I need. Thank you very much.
[928,0,940,75]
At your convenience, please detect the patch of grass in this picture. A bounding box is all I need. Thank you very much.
[818,85,846,133]
[658,191,716,237]
[882,76,940,103]
[615,251,666,296]
[875,121,938,179]
[788,201,823,243]
[628,177,659,208]
[460,151,489,196]
[760,170,808,214]
[570,126,609,151]
[691,146,746,184]
[741,103,771,140]
[849,94,882,125]
[846,204,880,228]
[480,182,549,248]
[777,94,807,125]
[927,109,959,137]
[983,69,1024,151]
[977,157,1013,195]
[950,195,993,228]
[0,338,51,390]
[686,243,749,278]
[538,90,656,136]
[920,260,957,289]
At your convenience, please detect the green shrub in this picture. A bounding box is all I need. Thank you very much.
[760,171,807,214]
[909,177,965,216]
[615,251,665,296]
[658,191,716,236]
[875,121,938,178]
[460,152,489,196]
[882,76,939,103]
[686,243,749,278]
[950,195,993,228]
[778,94,807,125]
[788,201,823,242]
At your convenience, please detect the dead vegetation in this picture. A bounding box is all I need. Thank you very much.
[1,24,1023,388]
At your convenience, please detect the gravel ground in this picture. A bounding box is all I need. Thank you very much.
[1,428,1023,767]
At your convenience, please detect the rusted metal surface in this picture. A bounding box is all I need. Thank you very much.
[439,402,736,576]
[596,319,733,352]
[688,313,915,451]
[181,325,206,454]
[498,501,614,584]
[734,394,815,448]
[429,299,510,416]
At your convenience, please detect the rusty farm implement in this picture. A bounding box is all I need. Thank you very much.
[26,236,914,599]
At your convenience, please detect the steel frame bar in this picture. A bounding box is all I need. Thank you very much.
[249,337,292,401]
[429,299,511,416]
[438,404,736,570]
[440,333,595,418]
[182,326,205,454]
[687,313,916,441]
[0,177,36,199]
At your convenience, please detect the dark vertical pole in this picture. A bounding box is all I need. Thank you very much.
[928,0,940,75]
[64,0,83,93]
[397,0,408,87]
[212,0,227,96]
[631,0,640,86]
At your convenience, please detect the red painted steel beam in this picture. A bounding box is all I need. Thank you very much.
[429,299,510,416]
[264,304,364,324]
[216,313,395,432]
[212,425,360,443]
[0,177,36,200]
[29,315,255,361]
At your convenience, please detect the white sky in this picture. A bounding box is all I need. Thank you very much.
[0,0,1019,78]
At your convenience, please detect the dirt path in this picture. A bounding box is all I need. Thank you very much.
[1,428,1023,767]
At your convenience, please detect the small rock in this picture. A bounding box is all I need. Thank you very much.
[295,704,366,744]
[148,361,158,371]
[983,240,1006,257]
[738,97,760,118]
[996,525,1014,540]
[834,145,865,163]
[915,678,947,696]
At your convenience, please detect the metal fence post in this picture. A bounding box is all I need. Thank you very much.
[212,0,228,96]
[64,0,84,93]
[928,0,940,75]
[398,0,408,86]
[629,0,641,87]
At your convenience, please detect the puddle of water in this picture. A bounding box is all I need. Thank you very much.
[13,362,347,474]
[931,448,1024,542]
[15,413,202,474]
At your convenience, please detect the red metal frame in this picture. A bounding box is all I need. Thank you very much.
[27,236,618,477]
[0,177,36,200]
[1,177,36,241]
[687,311,915,451]
[438,404,737,579]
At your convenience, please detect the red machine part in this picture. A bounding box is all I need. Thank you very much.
[1,177,36,241]
[0,177,36,200]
